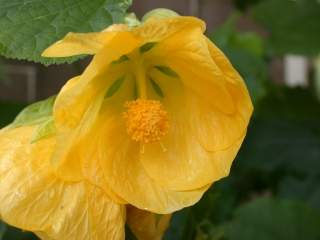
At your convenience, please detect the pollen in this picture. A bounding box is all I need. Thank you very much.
[123,99,170,144]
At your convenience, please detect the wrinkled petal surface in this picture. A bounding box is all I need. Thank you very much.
[133,16,205,42]
[0,127,125,240]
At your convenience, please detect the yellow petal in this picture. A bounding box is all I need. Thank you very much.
[202,37,254,150]
[0,127,125,240]
[42,31,118,57]
[137,61,249,191]
[78,106,209,214]
[53,31,141,132]
[145,26,235,114]
[133,16,205,42]
[51,33,142,181]
[127,206,171,240]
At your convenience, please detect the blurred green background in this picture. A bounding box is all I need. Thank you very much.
[0,0,320,239]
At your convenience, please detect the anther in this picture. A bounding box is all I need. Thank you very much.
[123,99,170,144]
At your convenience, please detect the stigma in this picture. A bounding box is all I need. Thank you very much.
[123,99,170,144]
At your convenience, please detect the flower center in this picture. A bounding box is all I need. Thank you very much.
[123,99,170,144]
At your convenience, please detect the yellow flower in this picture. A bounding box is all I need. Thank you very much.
[40,15,253,214]
[0,124,125,239]
[0,111,169,239]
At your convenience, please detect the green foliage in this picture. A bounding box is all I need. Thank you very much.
[11,96,56,128]
[252,0,320,55]
[279,176,320,210]
[255,87,320,121]
[238,119,320,175]
[226,197,320,240]
[0,102,25,128]
[0,223,6,239]
[124,13,141,28]
[31,117,56,143]
[237,88,320,177]
[0,0,132,65]
[142,8,179,22]
[1,225,38,240]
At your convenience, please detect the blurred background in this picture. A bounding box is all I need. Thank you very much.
[1,0,320,239]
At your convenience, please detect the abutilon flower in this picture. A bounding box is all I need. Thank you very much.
[0,11,252,240]
[0,116,169,239]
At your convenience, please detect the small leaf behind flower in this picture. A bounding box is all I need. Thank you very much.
[11,96,56,128]
[155,66,179,78]
[105,76,126,98]
[31,117,56,143]
[0,0,132,65]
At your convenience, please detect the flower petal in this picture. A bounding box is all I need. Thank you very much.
[127,206,171,240]
[79,107,209,214]
[42,31,118,57]
[51,72,135,185]
[53,31,141,132]
[51,32,141,181]
[138,64,249,191]
[145,27,236,115]
[133,16,205,42]
[0,127,125,240]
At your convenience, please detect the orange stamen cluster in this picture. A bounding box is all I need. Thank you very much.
[123,99,170,144]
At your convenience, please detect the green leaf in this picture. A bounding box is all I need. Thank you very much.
[150,78,164,98]
[279,176,320,210]
[142,8,179,22]
[2,224,38,240]
[252,0,320,55]
[125,13,141,28]
[0,0,132,65]
[140,42,158,53]
[226,197,320,240]
[164,209,193,240]
[0,222,7,239]
[256,87,320,121]
[0,102,26,128]
[11,96,56,128]
[237,118,320,176]
[31,117,56,143]
[155,66,179,78]
[232,32,264,57]
[105,75,126,98]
